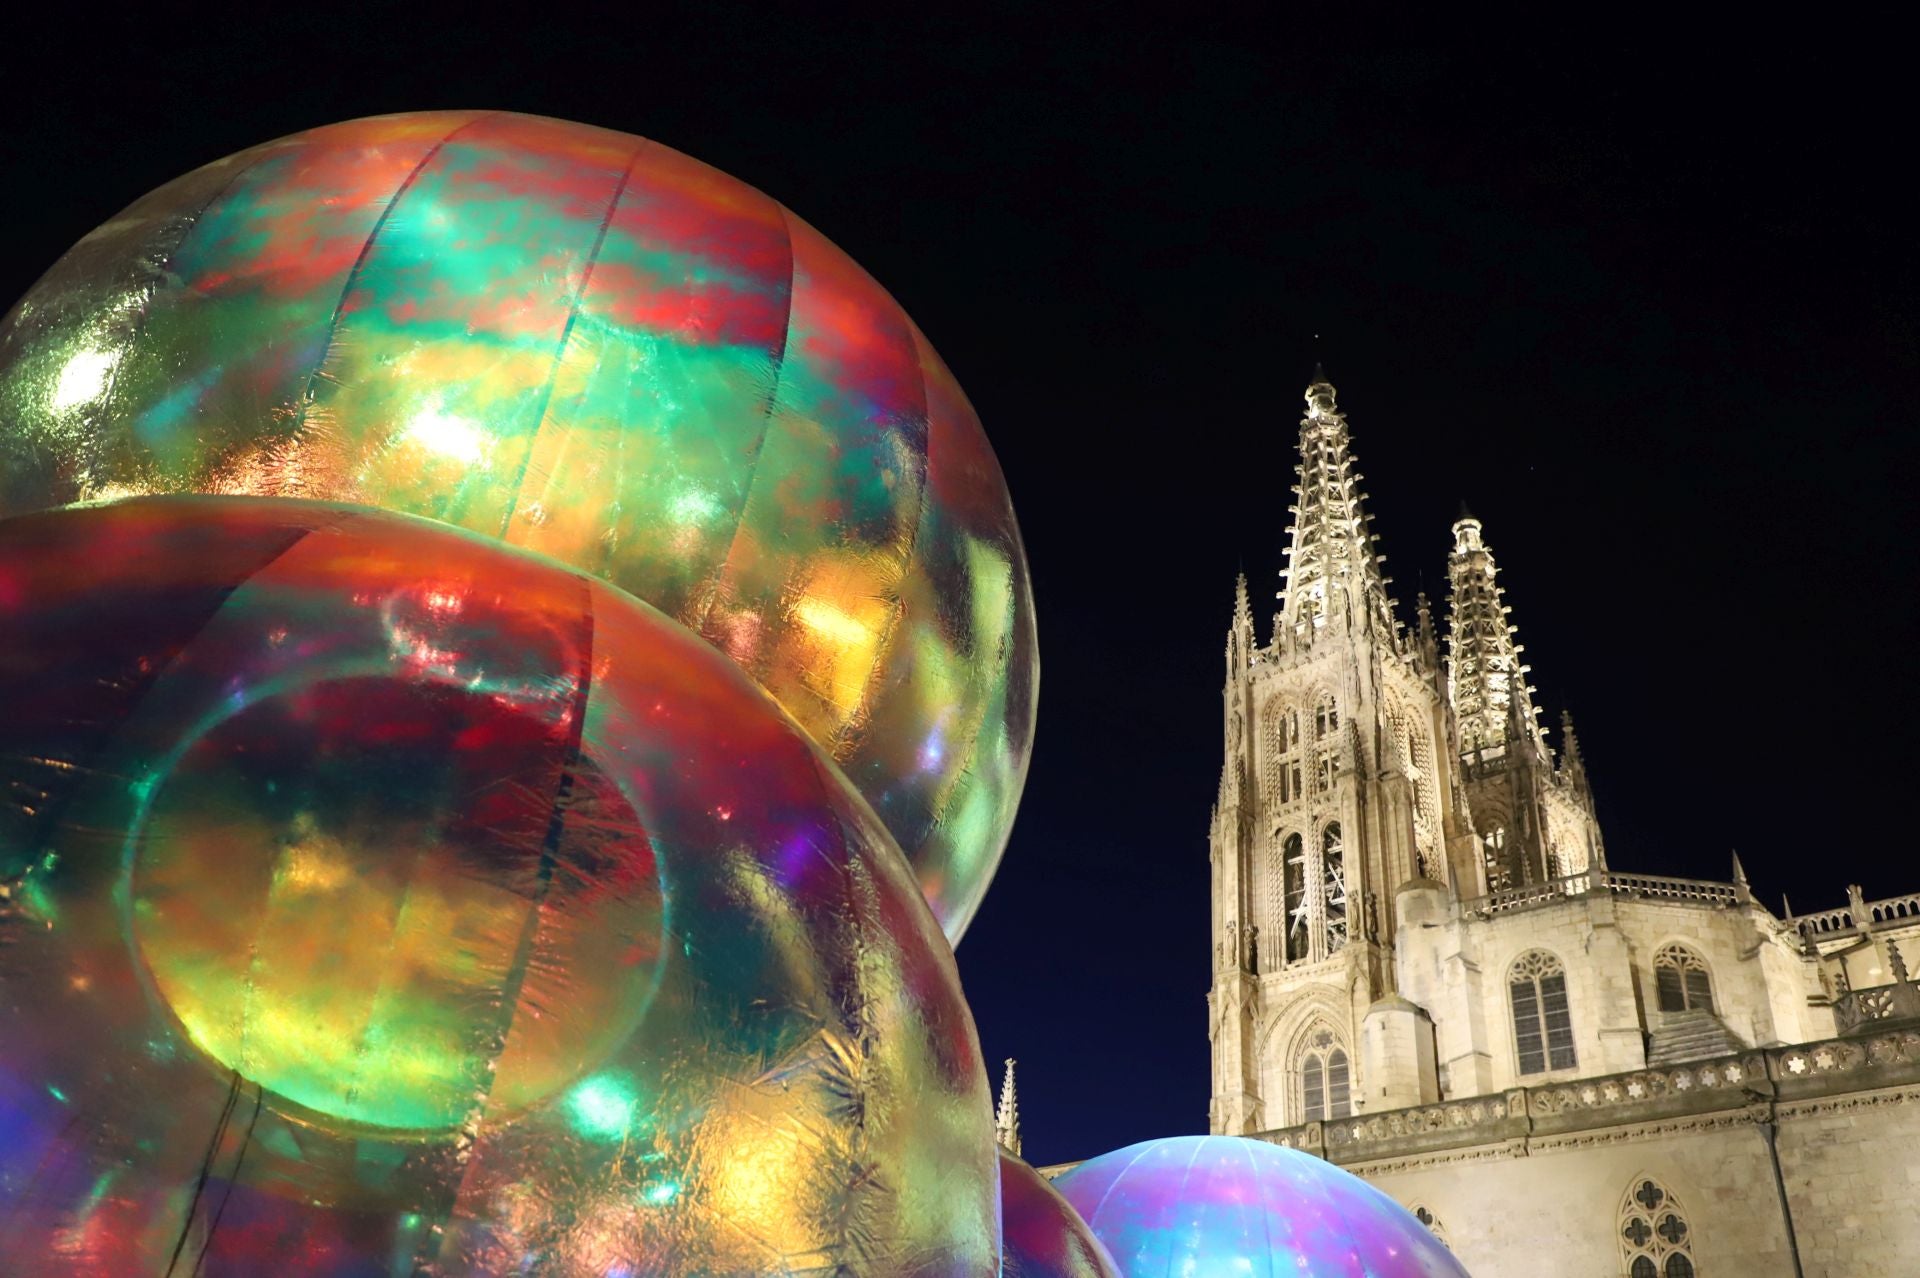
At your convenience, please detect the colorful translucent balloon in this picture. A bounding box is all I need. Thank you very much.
[1051,1136,1468,1278]
[1000,1151,1120,1278]
[0,496,999,1276]
[0,110,1035,944]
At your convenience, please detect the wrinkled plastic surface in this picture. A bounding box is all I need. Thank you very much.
[1000,1151,1119,1278]
[0,110,1035,944]
[0,496,999,1276]
[1052,1136,1469,1278]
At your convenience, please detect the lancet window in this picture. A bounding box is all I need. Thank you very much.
[1265,825,1346,966]
[1297,1027,1351,1122]
[1282,834,1308,963]
[1321,823,1347,953]
[1509,950,1576,1075]
[1262,700,1303,808]
[1618,1177,1695,1277]
[1314,750,1338,795]
[1481,821,1528,892]
[1653,945,1714,1013]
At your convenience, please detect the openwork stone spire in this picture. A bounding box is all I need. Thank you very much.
[1278,373,1397,636]
[1446,515,1542,756]
[994,1057,1021,1156]
[1227,571,1255,673]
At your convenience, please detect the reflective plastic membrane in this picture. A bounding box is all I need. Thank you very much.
[0,495,999,1276]
[1000,1150,1119,1278]
[1051,1136,1468,1278]
[0,110,1036,943]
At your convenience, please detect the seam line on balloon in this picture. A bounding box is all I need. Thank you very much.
[1249,1134,1277,1278]
[688,201,799,635]
[495,139,651,541]
[87,139,286,481]
[434,572,599,1219]
[1085,1139,1158,1247]
[1171,1136,1208,1278]
[189,1081,265,1278]
[285,111,497,475]
[161,1068,244,1278]
[824,321,939,756]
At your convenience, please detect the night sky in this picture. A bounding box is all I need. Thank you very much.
[4,14,1913,1167]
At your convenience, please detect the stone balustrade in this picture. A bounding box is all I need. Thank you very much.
[1600,872,1742,905]
[1460,870,1741,920]
[1790,890,1920,939]
[1834,981,1920,1034]
[1867,892,1920,926]
[1792,906,1856,936]
[1250,1027,1920,1168]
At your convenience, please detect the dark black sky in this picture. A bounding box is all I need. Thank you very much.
[4,12,1913,1167]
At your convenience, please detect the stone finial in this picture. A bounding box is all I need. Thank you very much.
[1226,575,1259,688]
[994,1058,1021,1156]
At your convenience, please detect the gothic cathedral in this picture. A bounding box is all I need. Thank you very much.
[1201,372,1920,1277]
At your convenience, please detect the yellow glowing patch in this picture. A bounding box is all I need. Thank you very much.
[51,348,117,413]
[791,561,894,722]
[793,595,873,649]
[401,408,490,466]
[703,1104,834,1266]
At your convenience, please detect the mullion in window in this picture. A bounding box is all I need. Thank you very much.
[1541,973,1577,1070]
[1683,967,1713,1013]
[1302,1056,1325,1122]
[1511,979,1545,1075]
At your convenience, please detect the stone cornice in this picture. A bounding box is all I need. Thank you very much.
[1240,1028,1920,1172]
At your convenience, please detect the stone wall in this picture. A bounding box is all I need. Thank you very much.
[1254,1028,1920,1277]
[1396,879,1851,1107]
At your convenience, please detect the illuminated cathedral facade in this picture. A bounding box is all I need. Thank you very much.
[1204,374,1920,1277]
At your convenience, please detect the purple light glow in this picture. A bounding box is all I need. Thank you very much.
[1052,1136,1470,1277]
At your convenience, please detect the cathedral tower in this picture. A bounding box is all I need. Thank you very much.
[1208,373,1472,1135]
[1445,516,1603,891]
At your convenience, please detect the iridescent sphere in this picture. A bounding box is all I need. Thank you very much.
[1052,1136,1468,1278]
[1000,1151,1120,1278]
[0,496,999,1276]
[0,110,1035,944]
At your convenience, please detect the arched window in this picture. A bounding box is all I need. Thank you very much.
[1314,754,1332,793]
[1407,1205,1451,1252]
[1282,834,1308,963]
[1653,945,1714,1013]
[1314,696,1339,740]
[1298,1027,1351,1122]
[1481,815,1532,892]
[1619,1177,1695,1277]
[1321,823,1347,953]
[1261,700,1302,808]
[1509,950,1576,1075]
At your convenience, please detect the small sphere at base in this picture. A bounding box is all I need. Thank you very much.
[1000,1149,1121,1278]
[1052,1135,1469,1277]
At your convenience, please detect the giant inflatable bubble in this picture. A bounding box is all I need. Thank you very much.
[0,110,1035,944]
[0,496,999,1276]
[1000,1150,1120,1278]
[1051,1136,1468,1278]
